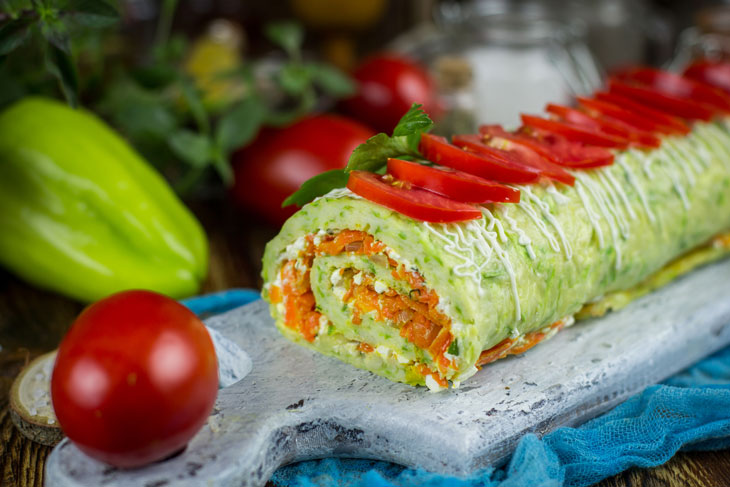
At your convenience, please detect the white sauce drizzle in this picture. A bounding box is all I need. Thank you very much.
[316,187,360,201]
[574,178,605,248]
[641,150,655,180]
[501,206,536,260]
[696,125,730,172]
[593,170,631,238]
[684,135,714,169]
[521,186,572,260]
[658,152,691,210]
[617,157,656,223]
[424,209,522,322]
[601,169,637,221]
[515,190,562,255]
[545,181,571,205]
[575,173,622,269]
[483,208,508,243]
[475,211,521,321]
[663,140,697,186]
[667,138,704,175]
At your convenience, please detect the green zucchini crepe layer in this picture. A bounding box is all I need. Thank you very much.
[262,120,730,390]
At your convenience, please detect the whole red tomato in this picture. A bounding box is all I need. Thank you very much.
[231,114,375,225]
[341,53,440,133]
[51,290,218,468]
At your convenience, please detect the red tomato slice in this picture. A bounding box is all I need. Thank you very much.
[546,103,661,149]
[684,59,730,95]
[577,96,676,135]
[419,133,541,184]
[614,67,730,113]
[480,125,614,169]
[386,158,520,203]
[520,114,627,148]
[452,133,575,185]
[608,79,715,121]
[347,171,482,223]
[594,91,691,135]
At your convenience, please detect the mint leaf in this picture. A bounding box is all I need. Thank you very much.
[45,44,79,107]
[346,104,433,172]
[346,133,413,172]
[215,96,265,154]
[392,103,432,140]
[40,17,71,54]
[179,75,210,134]
[0,17,32,56]
[211,148,234,186]
[168,130,211,168]
[282,104,432,207]
[308,62,355,97]
[282,169,349,208]
[99,79,177,140]
[265,21,303,60]
[278,62,310,96]
[68,0,119,28]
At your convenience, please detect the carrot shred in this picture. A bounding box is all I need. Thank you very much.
[278,229,455,384]
[269,285,282,303]
[417,365,449,388]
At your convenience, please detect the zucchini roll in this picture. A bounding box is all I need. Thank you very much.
[262,121,730,390]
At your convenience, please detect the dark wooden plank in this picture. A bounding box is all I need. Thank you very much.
[0,197,728,487]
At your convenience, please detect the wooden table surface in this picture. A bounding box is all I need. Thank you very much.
[1,198,728,487]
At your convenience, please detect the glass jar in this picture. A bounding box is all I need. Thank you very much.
[392,4,603,131]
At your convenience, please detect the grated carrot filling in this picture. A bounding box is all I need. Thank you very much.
[475,318,569,367]
[278,230,453,379]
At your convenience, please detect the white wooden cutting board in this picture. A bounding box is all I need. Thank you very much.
[45,259,730,487]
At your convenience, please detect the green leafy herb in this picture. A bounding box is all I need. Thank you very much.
[45,44,79,107]
[168,130,211,168]
[265,21,304,61]
[0,18,33,56]
[283,104,433,207]
[447,340,459,356]
[0,6,354,196]
[307,62,355,97]
[346,104,432,172]
[179,75,210,134]
[282,169,349,207]
[67,0,119,28]
[215,96,266,154]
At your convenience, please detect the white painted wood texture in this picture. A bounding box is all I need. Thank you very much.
[46,259,730,487]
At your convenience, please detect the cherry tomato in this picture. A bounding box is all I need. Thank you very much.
[545,103,660,149]
[520,114,627,148]
[614,67,730,112]
[594,91,690,135]
[232,115,375,225]
[386,158,520,203]
[346,170,482,223]
[341,53,440,133]
[684,59,730,95]
[420,133,541,184]
[608,79,715,121]
[479,125,614,169]
[452,133,575,185]
[577,96,677,135]
[51,290,218,468]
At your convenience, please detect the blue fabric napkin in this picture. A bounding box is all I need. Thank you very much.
[182,290,730,487]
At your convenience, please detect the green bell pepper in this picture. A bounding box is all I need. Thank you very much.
[0,97,208,302]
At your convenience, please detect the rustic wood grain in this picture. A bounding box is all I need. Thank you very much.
[0,198,727,487]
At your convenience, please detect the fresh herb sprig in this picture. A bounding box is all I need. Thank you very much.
[0,0,119,107]
[0,3,355,196]
[283,104,433,207]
